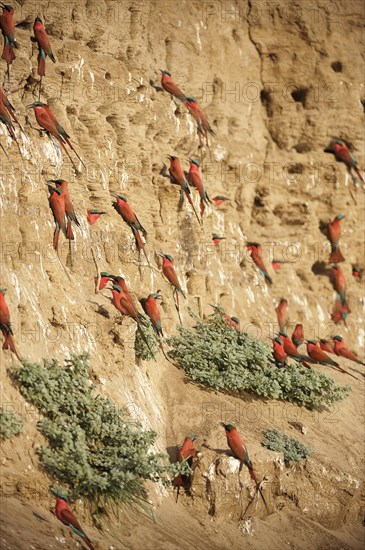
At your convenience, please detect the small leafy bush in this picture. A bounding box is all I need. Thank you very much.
[262,428,312,462]
[135,316,159,362]
[168,312,350,408]
[12,354,190,511]
[0,409,23,441]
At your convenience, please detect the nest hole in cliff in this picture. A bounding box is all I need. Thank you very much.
[291,87,309,107]
[331,61,343,73]
[260,89,274,117]
[361,99,365,113]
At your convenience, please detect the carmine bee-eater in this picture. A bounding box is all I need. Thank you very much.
[327,214,345,263]
[352,266,362,280]
[278,331,312,369]
[212,195,229,207]
[272,259,286,271]
[160,254,185,324]
[332,335,365,366]
[272,336,287,367]
[275,298,288,332]
[94,271,113,291]
[0,96,21,153]
[48,186,66,251]
[0,3,17,71]
[246,242,273,285]
[331,297,350,326]
[324,139,364,185]
[168,156,201,225]
[50,180,80,241]
[172,435,197,500]
[0,288,20,360]
[87,209,105,225]
[188,159,211,219]
[32,17,55,77]
[140,293,163,337]
[0,87,23,130]
[109,275,134,308]
[52,491,94,550]
[212,234,225,247]
[210,304,238,329]
[291,324,304,348]
[160,69,187,101]
[26,101,86,168]
[330,264,348,305]
[230,316,240,331]
[319,339,335,354]
[184,97,215,149]
[221,423,269,512]
[306,339,358,379]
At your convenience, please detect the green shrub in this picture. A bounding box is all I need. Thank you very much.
[135,316,159,362]
[12,354,190,511]
[167,312,350,408]
[262,428,312,462]
[0,409,23,441]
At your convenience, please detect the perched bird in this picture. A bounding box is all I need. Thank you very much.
[212,234,225,247]
[332,335,365,366]
[168,156,201,224]
[272,336,287,367]
[50,180,80,241]
[230,316,240,331]
[331,297,350,325]
[246,242,272,285]
[291,324,304,348]
[330,264,348,305]
[48,186,66,251]
[140,293,163,337]
[188,159,211,219]
[326,214,345,263]
[109,275,134,308]
[221,424,260,483]
[275,298,288,332]
[27,102,86,168]
[111,193,146,236]
[172,435,196,497]
[0,288,20,360]
[160,70,187,101]
[319,339,335,354]
[0,3,17,70]
[94,272,114,292]
[324,139,364,185]
[352,266,362,280]
[306,339,340,367]
[0,87,23,129]
[87,209,106,225]
[278,332,312,369]
[52,491,94,550]
[212,195,229,207]
[160,254,186,298]
[272,259,286,271]
[209,304,237,328]
[184,97,215,148]
[32,17,55,77]
[0,96,21,153]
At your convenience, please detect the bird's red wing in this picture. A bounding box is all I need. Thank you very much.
[163,265,181,289]
[228,436,247,463]
[189,171,204,194]
[59,509,83,532]
[35,108,58,136]
[34,27,51,53]
[162,80,185,99]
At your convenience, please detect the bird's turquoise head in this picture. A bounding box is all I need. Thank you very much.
[336,214,345,220]
[100,272,112,278]
[185,97,197,102]
[1,5,14,12]
[220,423,235,431]
[231,317,239,324]
[186,434,196,441]
[246,241,259,247]
[50,487,68,501]
[49,179,65,186]
[163,254,173,262]
[215,195,228,200]
[0,288,7,295]
[26,101,45,109]
[150,292,162,299]
[112,284,122,292]
[279,331,287,338]
[34,16,42,23]
[212,234,224,240]
[306,339,316,344]
[189,158,200,166]
[331,264,339,270]
[160,69,171,76]
[332,335,343,342]
[274,337,283,345]
[48,186,63,196]
[167,155,177,161]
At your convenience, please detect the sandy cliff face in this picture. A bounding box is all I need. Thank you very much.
[0,1,364,548]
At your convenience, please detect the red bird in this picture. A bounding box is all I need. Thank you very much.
[278,332,312,368]
[188,159,211,219]
[32,17,55,77]
[53,493,94,550]
[184,97,215,148]
[272,259,285,271]
[160,254,186,298]
[109,275,134,308]
[330,264,348,305]
[27,102,86,168]
[272,337,287,367]
[0,3,16,67]
[48,186,66,251]
[50,180,80,241]
[140,293,163,337]
[0,288,20,360]
[212,195,229,207]
[291,324,304,348]
[221,424,260,485]
[327,214,345,263]
[331,298,350,326]
[172,435,196,494]
[0,97,21,153]
[275,298,288,332]
[94,271,113,291]
[212,234,225,247]
[160,69,187,101]
[333,335,365,366]
[230,316,240,331]
[0,87,23,128]
[111,193,146,235]
[246,242,272,285]
[324,139,364,185]
[87,209,105,225]
[210,304,236,328]
[352,266,361,280]
[168,156,201,224]
[306,340,340,367]
[319,339,335,354]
